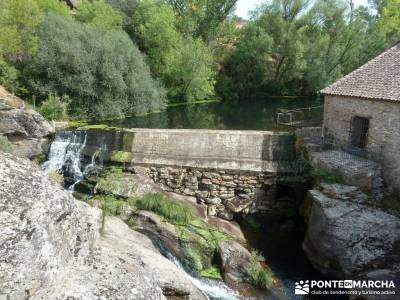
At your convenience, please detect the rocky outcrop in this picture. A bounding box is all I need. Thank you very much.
[302,183,400,279]
[0,86,53,158]
[217,240,253,287]
[0,152,206,299]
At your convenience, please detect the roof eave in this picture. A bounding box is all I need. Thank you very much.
[321,92,400,103]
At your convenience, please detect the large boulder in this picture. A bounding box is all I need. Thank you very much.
[302,183,400,279]
[217,240,253,287]
[0,152,206,299]
[0,86,53,158]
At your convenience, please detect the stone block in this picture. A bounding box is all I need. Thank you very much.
[205,197,222,205]
[207,205,218,216]
[218,209,234,221]
[226,197,253,213]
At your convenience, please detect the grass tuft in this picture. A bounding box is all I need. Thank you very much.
[0,135,14,153]
[200,265,222,279]
[136,192,195,224]
[246,250,274,289]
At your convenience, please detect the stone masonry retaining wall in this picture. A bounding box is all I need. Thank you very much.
[136,166,277,220]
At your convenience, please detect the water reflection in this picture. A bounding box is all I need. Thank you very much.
[101,98,323,130]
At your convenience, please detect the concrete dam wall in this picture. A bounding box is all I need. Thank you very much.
[78,128,297,218]
[129,128,294,172]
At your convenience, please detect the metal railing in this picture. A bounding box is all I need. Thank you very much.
[276,105,324,128]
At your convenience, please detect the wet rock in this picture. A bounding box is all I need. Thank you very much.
[217,240,253,287]
[302,184,400,278]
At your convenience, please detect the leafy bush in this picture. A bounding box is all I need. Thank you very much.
[0,0,43,61]
[246,250,273,290]
[36,0,70,16]
[136,192,195,224]
[76,0,123,30]
[26,13,166,120]
[0,58,18,90]
[38,93,68,121]
[0,135,15,153]
[133,0,216,102]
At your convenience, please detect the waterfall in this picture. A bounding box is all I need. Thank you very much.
[42,131,102,190]
[165,252,241,300]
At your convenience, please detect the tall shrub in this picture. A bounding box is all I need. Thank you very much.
[26,14,166,120]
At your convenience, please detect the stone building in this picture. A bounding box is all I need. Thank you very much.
[321,42,400,190]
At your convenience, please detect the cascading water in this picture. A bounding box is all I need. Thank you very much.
[166,252,241,300]
[42,131,104,190]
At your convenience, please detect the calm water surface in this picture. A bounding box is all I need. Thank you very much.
[102,98,323,130]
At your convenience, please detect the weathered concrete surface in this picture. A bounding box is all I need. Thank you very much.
[130,128,294,173]
[302,183,400,279]
[0,152,206,300]
[323,95,400,190]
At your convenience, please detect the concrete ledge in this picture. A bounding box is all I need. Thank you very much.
[130,128,294,173]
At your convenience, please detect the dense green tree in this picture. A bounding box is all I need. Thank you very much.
[219,0,390,99]
[133,0,215,101]
[106,0,139,36]
[0,58,18,90]
[220,0,309,98]
[168,0,237,41]
[26,14,166,119]
[76,0,123,30]
[0,0,43,62]
[37,0,70,16]
[379,0,400,42]
[218,23,273,100]
[164,38,215,100]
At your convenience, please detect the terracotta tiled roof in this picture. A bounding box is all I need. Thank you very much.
[321,42,400,102]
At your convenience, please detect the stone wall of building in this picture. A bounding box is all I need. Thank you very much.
[323,95,400,189]
[136,166,284,220]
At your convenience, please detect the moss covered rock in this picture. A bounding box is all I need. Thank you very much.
[95,167,136,198]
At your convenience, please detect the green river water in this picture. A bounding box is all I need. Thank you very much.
[100,97,323,130]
